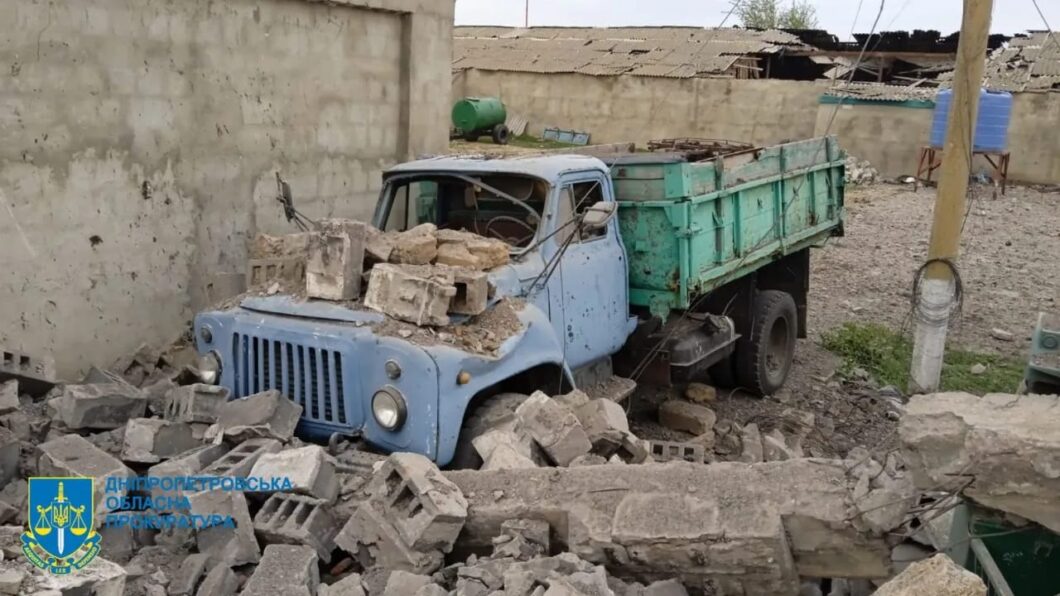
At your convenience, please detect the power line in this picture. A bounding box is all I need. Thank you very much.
[1031,0,1060,53]
[850,0,866,37]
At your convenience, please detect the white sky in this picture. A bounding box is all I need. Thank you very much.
[454,0,1059,40]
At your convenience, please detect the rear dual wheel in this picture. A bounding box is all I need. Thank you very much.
[710,290,797,397]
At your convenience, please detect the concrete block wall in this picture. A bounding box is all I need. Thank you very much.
[457,70,826,147]
[813,102,935,178]
[0,0,454,376]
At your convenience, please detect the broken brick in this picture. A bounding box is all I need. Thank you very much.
[450,269,489,316]
[306,219,368,301]
[335,501,444,574]
[38,434,135,516]
[515,392,592,466]
[390,224,438,265]
[368,453,468,553]
[199,437,283,478]
[0,346,56,396]
[120,418,200,464]
[169,553,210,596]
[248,257,306,288]
[164,384,229,424]
[187,489,260,566]
[249,445,338,502]
[214,389,301,443]
[657,400,716,435]
[435,242,481,269]
[148,444,231,511]
[195,565,239,596]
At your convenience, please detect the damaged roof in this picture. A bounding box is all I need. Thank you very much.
[823,82,937,103]
[979,31,1060,92]
[453,26,812,78]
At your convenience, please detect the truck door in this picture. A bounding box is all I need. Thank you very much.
[555,173,630,369]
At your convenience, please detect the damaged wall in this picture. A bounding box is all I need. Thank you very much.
[456,69,827,147]
[0,0,455,376]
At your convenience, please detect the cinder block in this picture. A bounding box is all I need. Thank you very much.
[254,492,341,562]
[148,444,231,511]
[335,502,443,574]
[449,269,489,316]
[120,418,200,464]
[383,571,433,595]
[368,453,468,553]
[481,443,537,471]
[319,573,366,596]
[186,489,260,566]
[0,427,18,488]
[0,346,56,396]
[248,445,338,502]
[306,219,367,300]
[50,383,147,430]
[515,392,593,466]
[164,384,229,424]
[37,434,135,516]
[195,564,238,596]
[247,257,306,288]
[390,224,438,265]
[647,440,706,464]
[215,390,301,443]
[364,264,456,326]
[170,553,210,596]
[199,438,283,478]
[242,544,319,596]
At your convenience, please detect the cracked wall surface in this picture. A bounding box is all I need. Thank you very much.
[0,0,454,376]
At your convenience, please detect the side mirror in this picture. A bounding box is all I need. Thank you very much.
[582,201,617,230]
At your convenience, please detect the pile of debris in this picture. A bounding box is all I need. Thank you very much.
[249,221,512,328]
[845,155,879,186]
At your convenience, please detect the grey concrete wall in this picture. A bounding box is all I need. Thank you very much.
[459,69,826,147]
[0,0,454,376]
[813,102,935,178]
[1008,92,1060,185]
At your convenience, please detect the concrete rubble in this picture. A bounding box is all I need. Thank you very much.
[899,391,1060,533]
[306,219,368,300]
[872,554,987,596]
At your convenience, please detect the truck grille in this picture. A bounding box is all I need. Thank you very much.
[230,333,348,425]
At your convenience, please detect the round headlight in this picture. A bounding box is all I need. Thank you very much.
[197,351,222,385]
[372,387,407,431]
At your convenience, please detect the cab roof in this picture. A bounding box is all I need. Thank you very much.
[385,154,610,182]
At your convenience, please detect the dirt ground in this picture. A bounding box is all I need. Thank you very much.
[633,182,1060,458]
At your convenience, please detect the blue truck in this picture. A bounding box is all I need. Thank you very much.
[193,137,846,467]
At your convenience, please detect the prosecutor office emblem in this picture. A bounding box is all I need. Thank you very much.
[22,477,101,574]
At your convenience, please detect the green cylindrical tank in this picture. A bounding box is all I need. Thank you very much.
[452,97,507,133]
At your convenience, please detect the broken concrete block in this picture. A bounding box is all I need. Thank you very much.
[0,346,56,396]
[900,392,1060,533]
[38,434,135,516]
[249,444,338,502]
[50,383,147,430]
[319,573,367,596]
[739,423,764,463]
[642,579,689,596]
[647,440,705,464]
[164,384,229,424]
[472,425,534,461]
[253,492,340,562]
[169,553,210,596]
[199,437,283,478]
[0,500,16,525]
[413,585,448,596]
[251,232,311,259]
[450,269,489,316]
[242,544,320,596]
[186,489,260,566]
[368,453,468,552]
[466,238,510,269]
[574,399,630,439]
[391,224,438,265]
[435,241,481,269]
[364,264,457,326]
[554,389,591,410]
[0,381,17,415]
[34,556,126,595]
[482,443,538,471]
[763,429,797,462]
[383,571,433,596]
[248,256,306,288]
[0,568,25,595]
[148,444,231,510]
[873,554,986,596]
[335,501,444,574]
[0,428,17,489]
[306,219,368,300]
[684,382,717,404]
[214,389,301,443]
[657,400,716,435]
[195,564,239,596]
[515,392,592,466]
[494,518,551,561]
[121,418,200,464]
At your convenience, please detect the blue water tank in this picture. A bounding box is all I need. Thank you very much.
[930,89,1013,152]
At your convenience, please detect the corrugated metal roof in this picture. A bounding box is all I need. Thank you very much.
[453,26,811,79]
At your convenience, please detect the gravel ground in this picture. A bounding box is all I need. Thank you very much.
[633,182,1060,458]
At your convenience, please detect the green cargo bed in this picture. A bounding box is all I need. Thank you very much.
[612,136,845,317]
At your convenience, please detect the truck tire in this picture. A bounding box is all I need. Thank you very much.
[491,124,511,145]
[735,290,798,396]
[464,131,479,142]
[449,392,527,470]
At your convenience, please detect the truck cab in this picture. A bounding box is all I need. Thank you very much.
[194,138,846,467]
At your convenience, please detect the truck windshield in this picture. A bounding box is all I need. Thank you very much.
[378,174,549,254]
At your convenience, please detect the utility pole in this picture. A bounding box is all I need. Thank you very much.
[909,0,993,393]
[525,0,529,28]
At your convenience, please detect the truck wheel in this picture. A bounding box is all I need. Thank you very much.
[491,124,511,145]
[449,392,527,469]
[463,131,479,142]
[735,290,797,396]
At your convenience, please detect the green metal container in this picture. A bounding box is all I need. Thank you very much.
[452,97,507,133]
[612,137,846,318]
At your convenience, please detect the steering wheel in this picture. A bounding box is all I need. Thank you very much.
[485,215,536,246]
